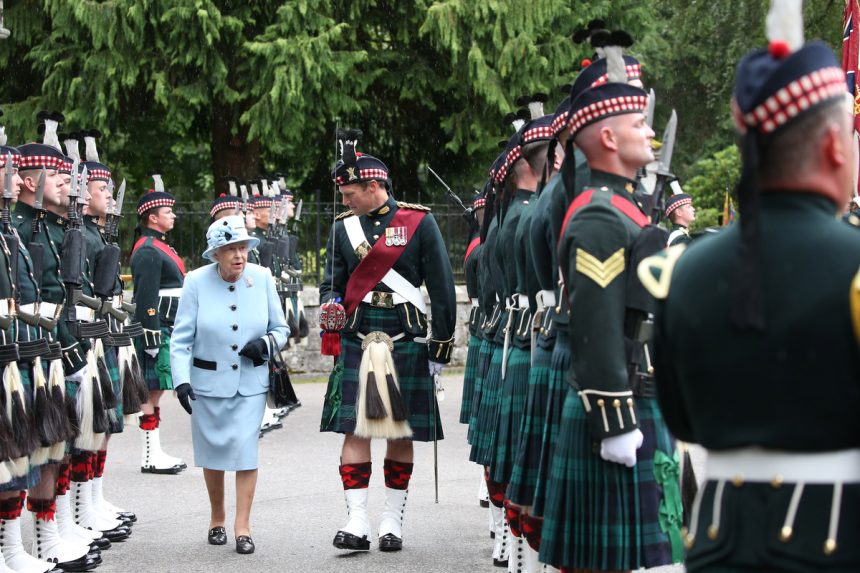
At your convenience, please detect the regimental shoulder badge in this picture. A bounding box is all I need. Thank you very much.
[147,308,156,316]
[385,226,407,247]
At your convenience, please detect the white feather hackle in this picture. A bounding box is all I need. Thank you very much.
[84,134,100,163]
[766,0,804,53]
[64,136,81,162]
[227,180,237,196]
[605,45,627,84]
[42,119,61,151]
[152,174,164,192]
[512,118,526,132]
[527,101,544,120]
[0,126,6,147]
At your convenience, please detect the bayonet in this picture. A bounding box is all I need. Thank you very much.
[427,166,472,222]
[644,89,656,128]
[34,168,46,211]
[657,110,677,176]
[2,155,11,203]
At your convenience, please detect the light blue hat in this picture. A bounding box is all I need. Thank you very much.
[202,215,259,261]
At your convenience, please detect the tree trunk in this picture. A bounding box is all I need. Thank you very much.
[210,99,260,197]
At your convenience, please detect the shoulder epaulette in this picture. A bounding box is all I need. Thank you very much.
[396,201,431,212]
[335,210,355,221]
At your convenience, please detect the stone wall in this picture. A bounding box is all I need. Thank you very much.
[282,285,472,374]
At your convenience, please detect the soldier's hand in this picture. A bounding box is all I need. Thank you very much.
[175,383,196,415]
[65,365,87,384]
[144,348,159,359]
[239,338,269,367]
[428,360,444,377]
[599,429,643,468]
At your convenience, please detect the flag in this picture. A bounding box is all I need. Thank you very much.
[722,190,735,226]
[843,0,860,197]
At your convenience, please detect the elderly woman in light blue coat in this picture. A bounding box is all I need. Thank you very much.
[170,215,288,555]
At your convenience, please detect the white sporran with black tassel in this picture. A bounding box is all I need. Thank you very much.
[354,332,411,440]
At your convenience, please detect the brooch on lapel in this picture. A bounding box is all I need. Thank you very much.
[385,226,407,247]
[245,276,254,288]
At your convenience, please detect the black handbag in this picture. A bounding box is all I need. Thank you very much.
[266,334,298,408]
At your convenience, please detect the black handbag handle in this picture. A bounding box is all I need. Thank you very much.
[266,332,287,369]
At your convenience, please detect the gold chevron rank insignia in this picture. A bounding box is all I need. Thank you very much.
[576,248,625,288]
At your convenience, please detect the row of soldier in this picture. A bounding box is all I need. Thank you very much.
[458,6,854,573]
[0,109,309,572]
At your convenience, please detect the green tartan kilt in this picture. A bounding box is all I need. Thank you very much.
[459,334,483,425]
[488,347,530,484]
[469,343,503,466]
[134,327,174,391]
[539,388,678,571]
[532,331,571,517]
[102,346,124,434]
[506,342,554,506]
[466,337,494,445]
[320,306,443,443]
[0,363,42,492]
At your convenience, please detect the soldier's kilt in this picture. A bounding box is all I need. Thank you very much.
[135,327,174,391]
[102,346,124,434]
[539,389,677,571]
[320,306,443,443]
[466,337,494,445]
[489,346,530,484]
[0,363,42,491]
[469,343,503,466]
[506,342,553,506]
[459,334,482,425]
[532,330,571,517]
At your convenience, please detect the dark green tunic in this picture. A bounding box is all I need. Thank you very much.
[320,196,456,361]
[14,203,87,373]
[667,223,692,246]
[130,227,184,349]
[652,192,860,572]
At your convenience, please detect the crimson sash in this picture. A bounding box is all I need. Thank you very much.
[342,209,427,318]
[464,237,480,265]
[132,236,186,276]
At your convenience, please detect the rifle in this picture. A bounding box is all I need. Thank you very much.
[94,180,128,322]
[61,165,105,338]
[0,156,17,329]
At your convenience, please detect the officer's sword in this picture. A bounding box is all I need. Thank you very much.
[432,371,440,504]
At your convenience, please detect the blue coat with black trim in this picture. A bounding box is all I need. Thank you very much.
[169,262,289,398]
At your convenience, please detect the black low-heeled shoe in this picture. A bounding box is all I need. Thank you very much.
[208,526,227,546]
[235,535,255,554]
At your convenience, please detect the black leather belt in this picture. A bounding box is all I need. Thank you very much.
[0,343,19,364]
[18,339,50,360]
[193,358,216,371]
[632,373,657,398]
[46,342,62,362]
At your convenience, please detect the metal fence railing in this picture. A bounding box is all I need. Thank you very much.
[118,196,472,285]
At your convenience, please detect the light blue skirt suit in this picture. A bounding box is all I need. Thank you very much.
[170,263,289,471]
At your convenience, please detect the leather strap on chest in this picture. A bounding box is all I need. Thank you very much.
[132,236,186,276]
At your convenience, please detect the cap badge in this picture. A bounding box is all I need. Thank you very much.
[347,167,358,182]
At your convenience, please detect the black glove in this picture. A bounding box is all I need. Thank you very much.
[239,337,269,367]
[175,383,196,415]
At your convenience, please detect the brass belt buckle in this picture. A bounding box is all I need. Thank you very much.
[370,291,394,309]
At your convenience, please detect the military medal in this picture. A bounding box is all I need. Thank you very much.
[385,226,407,247]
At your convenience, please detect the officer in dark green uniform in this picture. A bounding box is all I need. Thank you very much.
[643,10,858,572]
[665,193,695,246]
[131,179,186,475]
[320,130,455,554]
[540,46,680,571]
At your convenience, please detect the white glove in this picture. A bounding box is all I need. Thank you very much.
[66,365,87,384]
[428,361,444,377]
[144,348,159,358]
[599,429,644,468]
